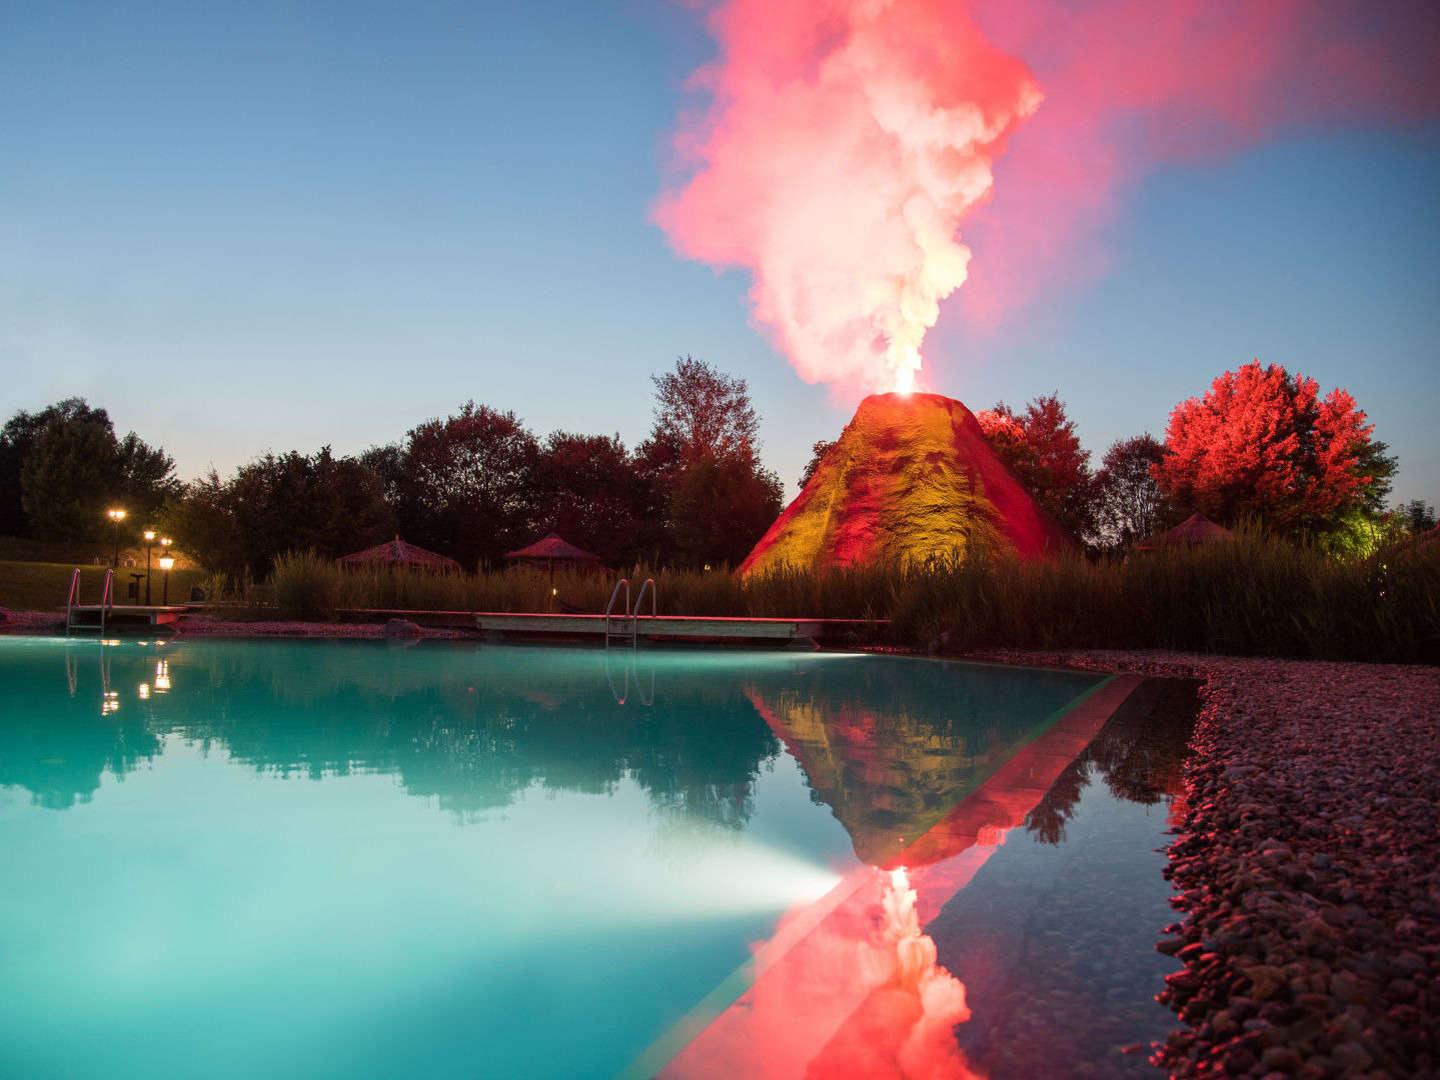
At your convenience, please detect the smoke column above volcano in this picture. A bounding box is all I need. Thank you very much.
[658,0,1440,396]
[655,0,1041,395]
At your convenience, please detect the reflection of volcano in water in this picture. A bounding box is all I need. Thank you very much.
[654,676,1148,1080]
[743,662,1104,866]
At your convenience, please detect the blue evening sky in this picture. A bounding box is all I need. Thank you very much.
[2,1,1437,503]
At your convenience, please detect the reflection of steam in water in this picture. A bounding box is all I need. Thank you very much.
[862,868,979,1080]
[656,864,983,1080]
[654,678,1145,1080]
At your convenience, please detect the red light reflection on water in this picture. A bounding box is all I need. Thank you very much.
[658,678,1141,1079]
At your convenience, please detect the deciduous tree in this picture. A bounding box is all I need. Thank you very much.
[667,451,783,567]
[977,394,1093,537]
[640,357,781,566]
[398,402,539,566]
[214,448,393,576]
[2,398,179,541]
[1396,499,1437,535]
[1154,360,1396,537]
[1091,435,1168,551]
[647,355,759,469]
[19,408,123,539]
[531,432,646,564]
[798,439,836,489]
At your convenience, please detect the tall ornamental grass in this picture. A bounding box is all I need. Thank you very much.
[260,530,1439,663]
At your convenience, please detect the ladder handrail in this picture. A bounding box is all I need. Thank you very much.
[604,577,630,646]
[65,569,81,635]
[605,648,628,705]
[631,578,656,648]
[100,568,114,638]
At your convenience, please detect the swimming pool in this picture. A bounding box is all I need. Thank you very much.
[0,637,1186,1078]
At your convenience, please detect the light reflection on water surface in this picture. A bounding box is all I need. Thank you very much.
[0,638,1186,1079]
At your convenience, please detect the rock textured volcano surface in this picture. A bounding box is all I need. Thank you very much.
[739,392,1070,576]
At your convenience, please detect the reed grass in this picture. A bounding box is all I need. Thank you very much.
[262,530,1439,664]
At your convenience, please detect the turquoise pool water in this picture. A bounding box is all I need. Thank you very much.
[0,637,1117,1079]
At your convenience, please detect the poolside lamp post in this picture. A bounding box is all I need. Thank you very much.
[107,508,127,567]
[158,542,175,606]
[143,530,156,604]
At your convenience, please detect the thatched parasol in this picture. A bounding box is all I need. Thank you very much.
[505,533,602,610]
[1136,511,1236,551]
[339,536,462,572]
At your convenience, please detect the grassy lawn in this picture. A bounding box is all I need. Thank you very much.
[0,560,207,612]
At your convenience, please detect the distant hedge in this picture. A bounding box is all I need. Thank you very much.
[254,530,1439,665]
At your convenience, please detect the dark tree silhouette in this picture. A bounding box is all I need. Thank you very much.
[398,402,539,566]
[531,431,647,564]
[218,448,393,576]
[647,354,759,467]
[798,439,836,489]
[1396,499,1436,535]
[1091,434,1168,550]
[639,357,782,566]
[1,398,179,541]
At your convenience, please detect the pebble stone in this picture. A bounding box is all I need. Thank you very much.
[969,648,1440,1080]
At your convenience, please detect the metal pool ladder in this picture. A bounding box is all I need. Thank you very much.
[604,577,631,647]
[632,578,656,647]
[65,567,115,636]
[65,569,81,635]
[604,577,657,647]
[99,568,114,637]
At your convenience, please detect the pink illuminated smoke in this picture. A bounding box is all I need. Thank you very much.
[655,0,1040,395]
[658,0,1439,396]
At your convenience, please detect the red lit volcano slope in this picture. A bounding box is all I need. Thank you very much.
[739,393,1069,576]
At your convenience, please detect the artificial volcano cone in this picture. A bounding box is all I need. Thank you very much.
[739,392,1067,576]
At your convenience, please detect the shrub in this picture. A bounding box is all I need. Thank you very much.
[270,550,340,620]
[257,532,1440,663]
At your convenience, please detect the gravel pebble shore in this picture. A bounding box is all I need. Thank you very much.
[965,648,1440,1079]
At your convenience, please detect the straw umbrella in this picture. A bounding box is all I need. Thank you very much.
[504,533,601,610]
[1135,512,1237,551]
[339,536,462,572]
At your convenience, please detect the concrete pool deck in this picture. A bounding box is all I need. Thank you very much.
[962,648,1440,1078]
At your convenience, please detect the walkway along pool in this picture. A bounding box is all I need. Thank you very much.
[0,638,1193,1079]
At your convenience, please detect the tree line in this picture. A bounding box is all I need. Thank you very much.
[1,355,1432,576]
[802,359,1425,555]
[0,398,181,540]
[0,357,783,577]
[970,360,1417,555]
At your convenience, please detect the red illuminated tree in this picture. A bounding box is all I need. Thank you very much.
[977,393,1092,536]
[1154,360,1395,536]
